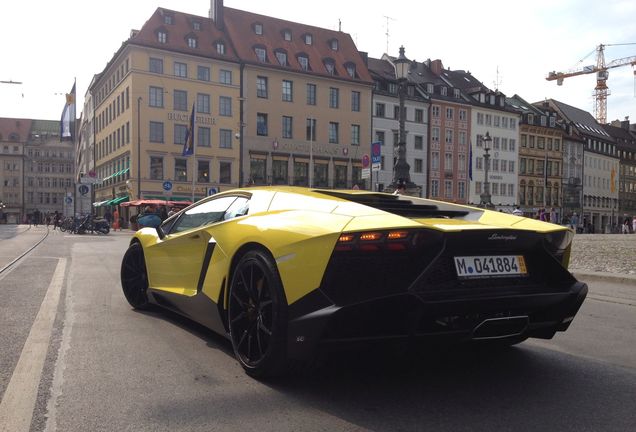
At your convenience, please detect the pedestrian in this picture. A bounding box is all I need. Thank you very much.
[393,179,406,195]
[539,208,547,221]
[550,207,557,224]
[622,216,631,234]
[570,212,579,232]
[104,209,112,226]
[53,211,60,230]
[159,206,168,221]
[113,207,121,231]
[633,216,636,234]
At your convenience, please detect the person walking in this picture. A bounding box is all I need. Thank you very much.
[633,216,636,234]
[113,207,121,231]
[623,216,631,234]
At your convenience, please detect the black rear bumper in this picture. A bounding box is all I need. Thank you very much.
[286,280,587,361]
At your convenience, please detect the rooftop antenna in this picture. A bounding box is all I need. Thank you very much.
[493,65,503,91]
[338,19,341,32]
[383,15,396,54]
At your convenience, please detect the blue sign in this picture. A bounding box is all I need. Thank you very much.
[208,187,218,196]
[162,181,173,191]
[371,142,382,164]
[65,197,73,204]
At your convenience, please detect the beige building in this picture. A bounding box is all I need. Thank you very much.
[0,118,28,223]
[92,7,241,207]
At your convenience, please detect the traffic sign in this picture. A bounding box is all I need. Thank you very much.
[208,187,218,196]
[372,162,381,172]
[361,168,370,179]
[362,154,370,168]
[162,181,173,191]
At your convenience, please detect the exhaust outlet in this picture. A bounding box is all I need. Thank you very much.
[472,316,529,340]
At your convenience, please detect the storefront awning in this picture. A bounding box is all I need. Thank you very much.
[107,196,130,206]
[92,200,111,207]
[102,167,130,182]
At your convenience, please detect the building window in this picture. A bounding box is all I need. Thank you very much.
[414,135,423,150]
[304,33,313,45]
[164,15,173,25]
[174,62,187,78]
[415,109,424,123]
[298,56,309,71]
[150,156,163,180]
[275,51,288,66]
[187,37,197,48]
[446,107,454,120]
[257,113,268,136]
[351,124,360,145]
[250,158,266,184]
[197,93,210,114]
[345,63,356,78]
[257,76,268,98]
[219,129,232,148]
[173,90,187,111]
[330,39,339,51]
[192,21,201,31]
[219,162,232,184]
[282,80,293,102]
[306,118,316,141]
[198,127,211,147]
[219,96,232,116]
[197,65,210,81]
[414,159,423,173]
[432,106,440,117]
[293,160,308,186]
[216,41,225,54]
[445,129,453,144]
[219,69,232,84]
[324,59,335,75]
[306,83,316,105]
[431,180,439,197]
[375,103,386,117]
[254,23,263,35]
[149,122,164,142]
[198,160,210,183]
[334,165,347,188]
[282,116,293,139]
[329,122,339,144]
[175,159,188,182]
[149,86,164,107]
[149,57,163,73]
[157,31,167,44]
[351,91,360,112]
[272,160,288,185]
[445,180,453,198]
[255,47,267,63]
[283,29,292,41]
[329,87,339,108]
[174,124,188,145]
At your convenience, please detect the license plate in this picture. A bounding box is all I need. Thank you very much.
[454,255,527,278]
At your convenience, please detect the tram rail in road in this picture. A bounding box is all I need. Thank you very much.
[0,227,49,278]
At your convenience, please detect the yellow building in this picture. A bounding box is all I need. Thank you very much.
[92,8,241,206]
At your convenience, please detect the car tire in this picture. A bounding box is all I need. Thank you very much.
[228,249,288,378]
[120,242,150,310]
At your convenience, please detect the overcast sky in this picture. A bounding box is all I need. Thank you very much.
[2,0,635,125]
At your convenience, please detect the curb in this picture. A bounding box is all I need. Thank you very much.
[572,270,636,285]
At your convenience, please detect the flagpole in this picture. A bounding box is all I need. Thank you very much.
[191,140,196,203]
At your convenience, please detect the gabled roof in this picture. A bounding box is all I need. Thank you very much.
[602,124,636,151]
[130,8,239,62]
[546,99,611,140]
[222,7,372,84]
[0,118,32,142]
[367,57,397,81]
[507,94,545,116]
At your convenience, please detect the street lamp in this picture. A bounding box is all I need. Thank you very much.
[390,46,417,194]
[137,96,142,200]
[479,131,494,208]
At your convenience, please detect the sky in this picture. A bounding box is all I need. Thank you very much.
[2,0,636,125]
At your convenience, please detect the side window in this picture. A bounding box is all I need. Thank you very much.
[224,197,249,220]
[168,196,238,233]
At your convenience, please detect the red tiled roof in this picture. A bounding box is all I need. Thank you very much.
[0,118,32,142]
[130,8,239,62]
[222,7,372,84]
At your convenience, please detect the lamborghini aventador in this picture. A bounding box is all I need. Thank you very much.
[120,187,587,377]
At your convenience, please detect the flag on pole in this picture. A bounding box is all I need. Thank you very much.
[182,104,195,156]
[60,81,76,142]
[468,139,473,181]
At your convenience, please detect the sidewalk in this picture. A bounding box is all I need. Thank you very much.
[569,233,636,284]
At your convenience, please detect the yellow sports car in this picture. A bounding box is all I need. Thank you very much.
[120,187,587,377]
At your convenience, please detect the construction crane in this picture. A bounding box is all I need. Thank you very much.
[546,43,636,124]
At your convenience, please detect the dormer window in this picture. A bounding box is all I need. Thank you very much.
[283,29,292,41]
[254,46,267,63]
[344,62,356,78]
[454,89,460,98]
[187,36,198,48]
[388,83,397,94]
[329,38,339,51]
[540,115,547,126]
[254,23,263,35]
[427,83,434,93]
[157,30,167,44]
[163,15,173,25]
[303,33,313,45]
[297,55,309,71]
[440,86,447,96]
[528,114,534,124]
[192,21,201,31]
[549,116,556,127]
[216,41,225,55]
[275,50,288,66]
[323,59,336,75]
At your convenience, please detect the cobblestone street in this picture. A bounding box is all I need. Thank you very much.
[569,233,636,275]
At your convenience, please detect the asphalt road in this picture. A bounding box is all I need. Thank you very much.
[0,227,635,431]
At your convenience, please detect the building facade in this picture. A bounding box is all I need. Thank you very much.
[604,119,636,226]
[0,118,29,223]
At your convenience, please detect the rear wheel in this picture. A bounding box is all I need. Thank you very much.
[228,250,288,378]
[120,242,150,309]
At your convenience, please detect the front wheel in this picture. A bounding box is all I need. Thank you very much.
[228,250,288,378]
[120,243,150,309]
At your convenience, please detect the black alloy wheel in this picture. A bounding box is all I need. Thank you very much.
[228,250,287,378]
[120,242,150,309]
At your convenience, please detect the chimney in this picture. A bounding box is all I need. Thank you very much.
[209,0,224,30]
[359,51,368,66]
[130,29,139,39]
[430,59,444,76]
[622,116,630,130]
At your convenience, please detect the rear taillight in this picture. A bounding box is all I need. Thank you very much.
[335,229,434,252]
